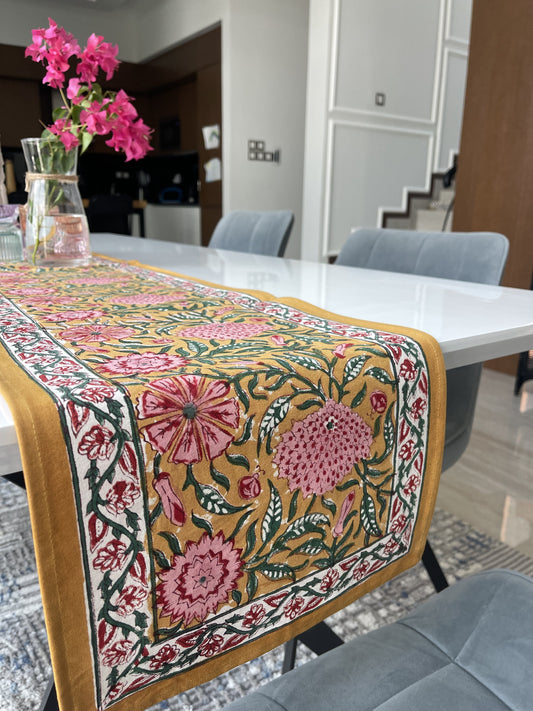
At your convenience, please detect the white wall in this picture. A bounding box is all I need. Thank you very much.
[302,0,472,261]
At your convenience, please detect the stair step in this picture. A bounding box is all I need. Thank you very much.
[415,208,453,232]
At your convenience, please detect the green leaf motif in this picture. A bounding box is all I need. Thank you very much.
[364,366,396,388]
[191,513,214,535]
[246,571,258,601]
[284,354,323,370]
[244,519,258,557]
[232,589,242,606]
[153,548,172,570]
[233,415,254,446]
[383,406,395,457]
[195,483,247,515]
[350,382,367,409]
[321,497,337,516]
[158,531,182,555]
[225,452,250,470]
[343,355,370,382]
[258,395,291,443]
[261,481,283,544]
[210,463,230,491]
[260,562,295,581]
[289,538,326,556]
[361,492,382,537]
[278,513,329,543]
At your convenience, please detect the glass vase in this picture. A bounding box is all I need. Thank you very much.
[21,137,91,267]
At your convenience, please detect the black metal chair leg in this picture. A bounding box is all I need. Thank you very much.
[4,470,25,489]
[422,539,449,592]
[283,621,345,672]
[39,676,59,711]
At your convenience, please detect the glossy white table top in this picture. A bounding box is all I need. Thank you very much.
[1,232,533,475]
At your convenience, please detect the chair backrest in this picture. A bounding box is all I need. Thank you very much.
[336,228,509,471]
[86,193,133,235]
[209,210,294,257]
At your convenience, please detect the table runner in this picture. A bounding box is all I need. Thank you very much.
[0,256,446,711]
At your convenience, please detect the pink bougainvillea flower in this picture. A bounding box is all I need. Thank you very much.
[98,352,189,376]
[274,399,373,497]
[77,32,119,83]
[369,390,388,414]
[25,18,80,88]
[137,375,239,464]
[178,321,272,340]
[58,324,136,344]
[78,424,115,461]
[157,532,243,626]
[66,77,83,103]
[153,473,186,527]
[80,101,112,135]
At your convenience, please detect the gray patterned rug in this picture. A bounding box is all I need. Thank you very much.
[1,476,532,711]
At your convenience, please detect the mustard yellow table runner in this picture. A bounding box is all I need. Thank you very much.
[0,257,445,711]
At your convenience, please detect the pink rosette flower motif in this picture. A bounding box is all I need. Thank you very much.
[99,352,189,376]
[157,532,243,626]
[105,479,141,515]
[110,292,186,305]
[79,380,116,403]
[114,585,149,617]
[137,375,239,464]
[273,399,373,497]
[42,309,104,322]
[178,321,273,340]
[94,539,127,572]
[370,390,388,414]
[242,603,266,628]
[198,634,224,658]
[148,644,178,670]
[59,324,136,345]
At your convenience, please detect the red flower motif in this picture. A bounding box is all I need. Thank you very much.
[332,490,356,538]
[79,380,115,403]
[42,309,104,322]
[58,324,136,344]
[410,397,427,419]
[148,644,178,669]
[157,532,243,626]
[403,474,421,495]
[198,634,224,658]
[105,479,141,515]
[79,425,115,461]
[399,440,414,461]
[110,292,187,305]
[102,639,136,667]
[242,603,266,627]
[238,468,263,500]
[370,390,387,414]
[352,561,370,581]
[271,335,287,346]
[399,358,417,380]
[284,596,305,620]
[94,539,128,571]
[273,399,372,497]
[137,375,239,464]
[114,585,148,616]
[390,514,408,533]
[332,342,353,358]
[320,568,339,592]
[153,473,186,527]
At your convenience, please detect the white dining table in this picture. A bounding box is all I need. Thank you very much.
[1,231,533,476]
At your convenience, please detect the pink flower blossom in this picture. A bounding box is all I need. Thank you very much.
[99,352,189,376]
[42,309,104,322]
[153,473,186,527]
[25,18,80,89]
[332,490,356,537]
[79,380,116,403]
[178,321,273,340]
[271,335,287,346]
[242,603,266,627]
[110,292,186,305]
[80,101,112,135]
[137,375,239,464]
[333,342,353,358]
[273,399,373,497]
[79,425,115,460]
[157,532,243,626]
[59,324,136,344]
[77,32,119,83]
[94,539,128,571]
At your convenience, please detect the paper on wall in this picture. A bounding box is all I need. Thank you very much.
[202,124,220,150]
[204,157,221,183]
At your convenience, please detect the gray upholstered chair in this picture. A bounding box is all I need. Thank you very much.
[335,228,509,591]
[222,568,533,711]
[209,210,294,257]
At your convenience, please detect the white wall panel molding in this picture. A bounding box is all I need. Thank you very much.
[445,0,473,46]
[433,45,468,172]
[331,0,445,125]
[323,119,433,257]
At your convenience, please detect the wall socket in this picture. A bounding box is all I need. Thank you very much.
[375,92,386,107]
[248,139,280,163]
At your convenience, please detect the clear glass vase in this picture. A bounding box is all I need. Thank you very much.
[21,137,91,267]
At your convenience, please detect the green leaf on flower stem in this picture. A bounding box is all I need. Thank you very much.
[258,395,291,444]
[343,355,370,383]
[361,492,382,537]
[261,481,283,544]
[231,589,242,606]
[191,513,213,536]
[81,131,93,154]
[260,562,295,581]
[225,452,250,470]
[383,405,395,457]
[364,366,397,388]
[153,548,172,570]
[233,378,250,409]
[288,490,299,521]
[210,463,230,491]
[133,611,149,629]
[284,354,323,370]
[373,415,382,437]
[321,497,337,516]
[244,519,258,557]
[158,531,182,556]
[195,483,247,515]
[246,571,258,601]
[350,382,367,409]
[289,538,326,556]
[233,415,254,446]
[278,513,329,543]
